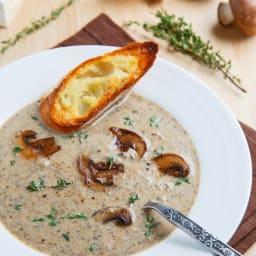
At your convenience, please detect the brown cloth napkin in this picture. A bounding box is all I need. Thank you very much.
[56,13,256,254]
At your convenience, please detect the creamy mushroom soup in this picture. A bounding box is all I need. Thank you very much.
[0,93,200,256]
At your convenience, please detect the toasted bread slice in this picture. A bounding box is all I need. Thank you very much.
[40,41,158,133]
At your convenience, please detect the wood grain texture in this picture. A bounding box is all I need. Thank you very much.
[0,0,255,130]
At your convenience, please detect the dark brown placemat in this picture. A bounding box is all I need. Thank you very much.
[56,13,256,253]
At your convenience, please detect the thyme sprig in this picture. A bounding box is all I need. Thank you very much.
[175,177,190,185]
[123,116,135,127]
[129,193,139,204]
[14,204,22,211]
[144,215,156,238]
[32,218,45,222]
[52,179,71,190]
[89,241,98,252]
[61,129,88,144]
[27,179,46,192]
[126,10,246,93]
[149,115,160,128]
[62,232,70,241]
[0,0,76,55]
[46,207,60,227]
[108,154,115,169]
[66,213,87,220]
[12,146,22,154]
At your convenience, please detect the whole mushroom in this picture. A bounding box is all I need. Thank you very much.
[218,0,256,35]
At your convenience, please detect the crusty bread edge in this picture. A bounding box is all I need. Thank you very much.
[40,41,158,133]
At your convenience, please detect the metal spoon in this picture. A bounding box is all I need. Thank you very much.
[143,201,242,256]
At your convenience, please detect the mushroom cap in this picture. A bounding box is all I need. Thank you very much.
[16,130,61,159]
[78,155,124,192]
[92,207,134,226]
[153,153,190,177]
[109,127,147,158]
[230,0,256,35]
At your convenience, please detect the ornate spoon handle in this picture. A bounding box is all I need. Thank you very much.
[143,201,242,256]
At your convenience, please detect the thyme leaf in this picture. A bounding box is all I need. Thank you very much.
[123,116,135,127]
[175,177,190,185]
[144,215,156,238]
[32,218,45,222]
[108,154,115,169]
[66,213,87,220]
[12,146,22,154]
[46,207,59,227]
[61,129,88,144]
[125,10,246,93]
[129,194,139,204]
[0,0,76,55]
[14,204,22,211]
[27,179,45,192]
[89,241,98,252]
[52,179,71,190]
[31,115,39,121]
[9,160,16,166]
[149,115,160,128]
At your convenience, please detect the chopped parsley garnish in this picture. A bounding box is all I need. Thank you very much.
[66,213,87,220]
[108,154,115,169]
[53,179,71,190]
[14,204,22,211]
[61,129,88,144]
[132,110,139,114]
[46,207,59,227]
[123,116,135,127]
[77,130,89,144]
[62,232,70,241]
[144,215,156,238]
[154,145,164,156]
[175,177,190,185]
[27,179,45,192]
[32,218,45,222]
[129,194,139,204]
[9,160,16,166]
[149,115,160,128]
[12,146,22,154]
[32,208,63,226]
[89,241,97,252]
[33,208,87,226]
[31,115,39,121]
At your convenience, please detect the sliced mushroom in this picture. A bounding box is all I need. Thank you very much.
[153,153,189,177]
[109,127,147,158]
[92,207,134,226]
[16,130,61,159]
[78,155,102,191]
[94,168,123,186]
[93,161,124,172]
[78,155,124,192]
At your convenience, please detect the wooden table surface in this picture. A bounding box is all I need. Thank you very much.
[0,0,255,130]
